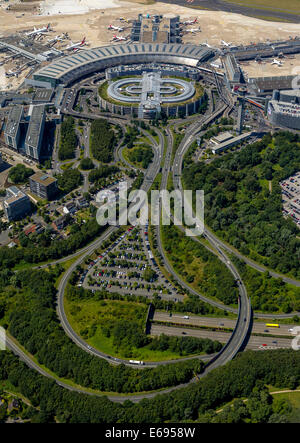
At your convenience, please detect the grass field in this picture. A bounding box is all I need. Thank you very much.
[222,0,300,13]
[65,298,209,361]
[271,390,300,422]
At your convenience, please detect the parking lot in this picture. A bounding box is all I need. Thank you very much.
[280,171,300,227]
[81,226,182,302]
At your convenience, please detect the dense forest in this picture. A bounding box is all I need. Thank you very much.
[56,168,83,194]
[0,269,203,393]
[88,165,119,184]
[0,348,299,422]
[231,255,300,313]
[90,119,116,163]
[126,144,154,169]
[161,224,239,305]
[58,116,77,161]
[183,132,300,278]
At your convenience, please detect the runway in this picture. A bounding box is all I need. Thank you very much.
[157,0,300,23]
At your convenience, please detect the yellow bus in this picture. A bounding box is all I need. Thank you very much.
[265,324,280,328]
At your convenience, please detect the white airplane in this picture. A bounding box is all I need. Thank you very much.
[182,18,198,25]
[185,27,201,33]
[271,58,283,66]
[221,40,232,47]
[5,69,20,78]
[108,24,124,32]
[111,35,127,42]
[26,23,51,37]
[48,34,64,44]
[203,41,212,48]
[65,37,87,51]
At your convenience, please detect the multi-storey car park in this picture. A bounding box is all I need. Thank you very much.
[102,70,204,118]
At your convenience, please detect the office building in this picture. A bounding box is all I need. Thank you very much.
[3,186,31,221]
[4,106,24,150]
[29,171,58,200]
[210,132,253,154]
[25,105,45,161]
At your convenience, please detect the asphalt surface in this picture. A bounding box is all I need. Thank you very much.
[150,324,292,350]
[153,312,297,336]
[157,0,300,23]
[154,104,252,376]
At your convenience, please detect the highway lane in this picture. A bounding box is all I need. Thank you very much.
[153,312,298,336]
[150,324,292,350]
[4,334,204,403]
[154,115,252,375]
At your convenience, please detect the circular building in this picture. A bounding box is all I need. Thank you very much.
[32,43,214,87]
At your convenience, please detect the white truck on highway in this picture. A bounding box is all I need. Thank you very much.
[129,360,145,365]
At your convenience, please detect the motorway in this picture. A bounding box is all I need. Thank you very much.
[153,311,297,336]
[153,100,252,375]
[150,324,293,350]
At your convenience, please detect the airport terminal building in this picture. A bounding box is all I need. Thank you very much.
[32,43,214,88]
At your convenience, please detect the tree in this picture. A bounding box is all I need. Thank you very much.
[143,267,157,282]
[8,164,34,184]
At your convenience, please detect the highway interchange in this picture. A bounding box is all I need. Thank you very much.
[4,70,300,403]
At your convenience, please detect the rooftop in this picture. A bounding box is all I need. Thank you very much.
[4,186,28,206]
[211,131,234,144]
[4,106,23,138]
[269,100,300,117]
[30,171,57,186]
[33,44,213,82]
[25,105,45,149]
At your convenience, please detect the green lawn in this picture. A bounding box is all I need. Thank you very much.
[65,298,205,361]
[271,390,300,422]
[222,0,300,13]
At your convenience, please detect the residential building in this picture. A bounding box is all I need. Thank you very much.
[63,201,77,215]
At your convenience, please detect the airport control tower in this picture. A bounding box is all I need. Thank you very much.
[236,87,247,134]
